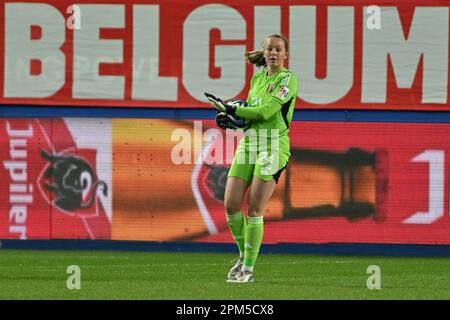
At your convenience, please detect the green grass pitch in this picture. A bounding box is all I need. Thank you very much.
[0,249,449,299]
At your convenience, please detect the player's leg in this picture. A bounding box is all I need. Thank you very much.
[245,176,277,269]
[224,141,254,281]
[224,176,250,258]
[244,146,288,270]
[227,176,277,283]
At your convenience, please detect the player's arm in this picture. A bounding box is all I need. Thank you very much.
[236,74,297,121]
[235,97,282,121]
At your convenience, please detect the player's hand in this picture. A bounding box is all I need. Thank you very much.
[204,92,227,112]
[204,92,236,115]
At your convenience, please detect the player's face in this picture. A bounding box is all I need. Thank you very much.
[263,37,287,69]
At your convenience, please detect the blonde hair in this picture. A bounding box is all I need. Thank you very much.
[245,34,289,67]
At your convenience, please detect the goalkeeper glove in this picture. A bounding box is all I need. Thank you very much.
[215,112,231,130]
[204,92,236,115]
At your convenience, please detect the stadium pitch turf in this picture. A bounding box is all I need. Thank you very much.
[0,249,449,300]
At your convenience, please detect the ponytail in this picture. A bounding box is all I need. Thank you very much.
[245,34,289,68]
[244,50,266,67]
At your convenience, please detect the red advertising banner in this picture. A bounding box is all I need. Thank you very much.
[0,0,449,110]
[0,118,112,239]
[2,117,450,245]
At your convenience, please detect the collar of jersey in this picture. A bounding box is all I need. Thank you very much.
[264,66,287,79]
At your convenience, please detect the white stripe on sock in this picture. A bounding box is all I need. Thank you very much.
[247,216,263,224]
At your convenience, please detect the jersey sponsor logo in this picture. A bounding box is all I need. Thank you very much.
[275,85,289,100]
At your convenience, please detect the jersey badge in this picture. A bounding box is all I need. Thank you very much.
[275,85,289,100]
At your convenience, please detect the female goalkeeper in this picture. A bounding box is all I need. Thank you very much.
[208,34,298,283]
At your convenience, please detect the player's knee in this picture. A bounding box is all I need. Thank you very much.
[247,205,264,217]
[224,199,241,215]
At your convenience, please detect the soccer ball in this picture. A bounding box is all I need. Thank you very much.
[216,100,252,130]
